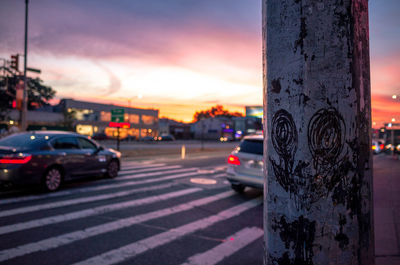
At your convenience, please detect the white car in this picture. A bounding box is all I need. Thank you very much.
[372,139,384,154]
[226,135,263,192]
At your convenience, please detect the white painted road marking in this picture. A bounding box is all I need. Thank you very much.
[181,227,263,265]
[120,163,166,171]
[0,167,198,206]
[213,173,227,178]
[0,182,180,218]
[0,191,236,262]
[72,198,262,265]
[119,165,181,175]
[0,188,201,236]
[117,167,197,180]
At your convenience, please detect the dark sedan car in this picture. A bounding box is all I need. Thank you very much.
[0,131,121,191]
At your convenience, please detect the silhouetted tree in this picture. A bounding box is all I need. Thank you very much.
[0,74,56,120]
[193,105,243,122]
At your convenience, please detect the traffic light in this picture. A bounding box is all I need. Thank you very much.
[10,54,19,71]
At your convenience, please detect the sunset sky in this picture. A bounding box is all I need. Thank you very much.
[0,0,399,126]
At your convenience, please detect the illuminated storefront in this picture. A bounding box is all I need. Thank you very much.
[57,99,158,139]
[76,124,99,136]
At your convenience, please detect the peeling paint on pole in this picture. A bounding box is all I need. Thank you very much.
[263,0,374,264]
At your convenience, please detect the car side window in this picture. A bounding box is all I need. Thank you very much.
[78,138,97,150]
[52,137,80,149]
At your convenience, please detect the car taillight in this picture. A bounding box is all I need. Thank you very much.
[380,144,384,150]
[0,153,32,164]
[228,155,240,165]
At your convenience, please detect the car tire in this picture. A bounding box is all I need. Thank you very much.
[106,159,119,178]
[231,183,245,193]
[42,167,62,192]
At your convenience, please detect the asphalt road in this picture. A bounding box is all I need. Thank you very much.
[0,154,264,265]
[0,153,398,265]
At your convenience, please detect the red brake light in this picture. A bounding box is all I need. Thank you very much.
[228,155,240,165]
[380,144,384,150]
[0,154,32,164]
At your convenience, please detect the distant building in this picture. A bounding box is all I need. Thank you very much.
[233,116,263,137]
[55,99,159,139]
[159,118,191,139]
[377,123,400,145]
[192,111,263,141]
[192,117,235,140]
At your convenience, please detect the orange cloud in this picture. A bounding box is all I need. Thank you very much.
[370,52,400,127]
[371,94,400,128]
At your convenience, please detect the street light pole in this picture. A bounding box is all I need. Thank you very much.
[21,0,29,131]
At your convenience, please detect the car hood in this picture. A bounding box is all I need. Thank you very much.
[104,147,121,158]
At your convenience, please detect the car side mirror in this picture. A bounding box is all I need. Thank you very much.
[94,146,104,154]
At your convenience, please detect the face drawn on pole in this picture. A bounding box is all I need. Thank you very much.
[308,108,345,169]
[271,109,298,161]
[307,108,350,196]
[269,107,350,210]
[269,109,298,194]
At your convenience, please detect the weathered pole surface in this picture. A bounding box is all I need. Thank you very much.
[263,0,374,264]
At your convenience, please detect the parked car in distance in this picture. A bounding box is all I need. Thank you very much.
[0,131,121,191]
[372,139,385,154]
[123,135,137,141]
[140,136,155,142]
[155,134,175,141]
[226,135,263,193]
[396,144,400,155]
[92,132,108,141]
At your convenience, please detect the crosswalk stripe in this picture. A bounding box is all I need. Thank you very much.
[121,161,157,168]
[180,227,263,265]
[120,163,166,171]
[0,167,199,206]
[0,191,236,262]
[118,167,192,179]
[72,197,262,265]
[0,188,202,236]
[119,165,182,174]
[213,173,227,178]
[0,182,180,218]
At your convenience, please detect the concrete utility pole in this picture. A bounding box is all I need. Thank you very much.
[263,0,374,264]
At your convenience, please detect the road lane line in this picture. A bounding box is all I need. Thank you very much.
[0,191,236,262]
[0,168,199,206]
[0,188,201,236]
[180,227,263,265]
[120,165,181,174]
[0,183,180,218]
[120,163,166,171]
[72,198,262,265]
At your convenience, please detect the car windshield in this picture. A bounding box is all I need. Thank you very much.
[239,139,263,155]
[0,133,48,150]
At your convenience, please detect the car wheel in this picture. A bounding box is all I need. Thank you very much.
[43,167,62,192]
[106,160,119,178]
[231,183,245,193]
